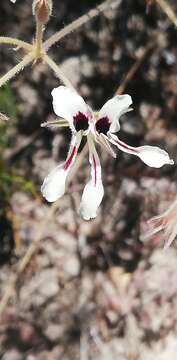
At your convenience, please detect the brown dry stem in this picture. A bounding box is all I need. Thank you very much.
[155,0,177,28]
[115,41,155,95]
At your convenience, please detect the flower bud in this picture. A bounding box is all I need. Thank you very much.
[33,0,52,24]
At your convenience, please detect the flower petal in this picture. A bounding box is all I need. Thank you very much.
[41,164,67,202]
[137,146,174,168]
[109,134,174,168]
[98,94,132,133]
[41,132,82,202]
[79,135,104,220]
[51,86,91,130]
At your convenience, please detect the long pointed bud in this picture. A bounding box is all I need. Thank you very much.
[33,0,52,25]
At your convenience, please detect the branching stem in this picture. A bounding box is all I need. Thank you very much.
[43,54,74,88]
[35,21,44,58]
[0,52,34,88]
[0,36,32,50]
[43,0,120,51]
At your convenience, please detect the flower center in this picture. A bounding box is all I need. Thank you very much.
[73,112,89,132]
[95,116,110,135]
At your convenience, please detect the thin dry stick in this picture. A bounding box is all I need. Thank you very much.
[0,143,88,316]
[0,199,60,316]
[4,130,41,162]
[43,0,121,51]
[115,41,154,95]
[155,0,177,28]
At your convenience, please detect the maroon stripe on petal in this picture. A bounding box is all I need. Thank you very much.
[114,138,139,154]
[93,154,97,186]
[63,146,76,171]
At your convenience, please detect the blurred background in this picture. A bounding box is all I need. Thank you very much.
[0,0,177,359]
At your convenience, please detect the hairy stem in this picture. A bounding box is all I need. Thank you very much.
[43,54,74,88]
[156,0,177,28]
[0,36,32,50]
[43,0,121,51]
[41,119,69,128]
[0,52,34,88]
[35,21,44,58]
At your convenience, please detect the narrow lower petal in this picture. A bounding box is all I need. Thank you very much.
[41,164,67,202]
[79,135,104,220]
[51,86,91,130]
[41,132,82,202]
[98,94,132,133]
[109,134,174,168]
[137,146,174,168]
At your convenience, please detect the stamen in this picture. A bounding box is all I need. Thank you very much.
[95,116,110,135]
[73,111,89,132]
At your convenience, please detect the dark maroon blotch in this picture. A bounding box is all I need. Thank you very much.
[73,112,89,132]
[96,116,110,135]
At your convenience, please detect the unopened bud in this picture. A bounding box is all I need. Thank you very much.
[33,0,52,24]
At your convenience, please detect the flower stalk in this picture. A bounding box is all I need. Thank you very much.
[43,54,74,88]
[0,36,32,50]
[35,21,44,59]
[0,52,34,88]
[0,1,117,89]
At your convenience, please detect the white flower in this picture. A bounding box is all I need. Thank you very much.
[10,0,16,3]
[41,86,174,220]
